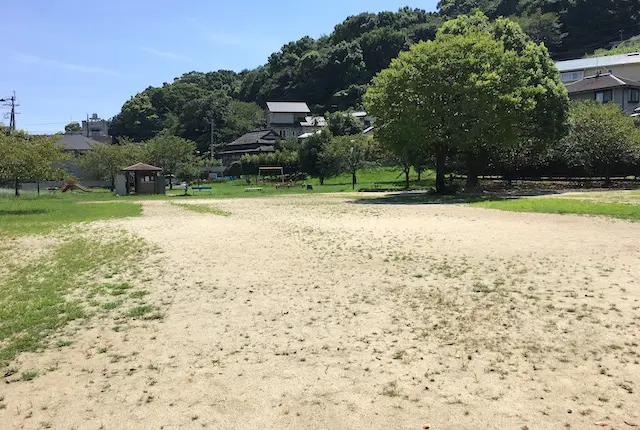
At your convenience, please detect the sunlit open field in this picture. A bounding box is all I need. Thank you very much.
[1,193,640,429]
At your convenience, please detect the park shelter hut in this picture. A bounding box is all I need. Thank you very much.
[116,163,166,196]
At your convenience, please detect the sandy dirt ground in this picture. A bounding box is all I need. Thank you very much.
[2,194,640,429]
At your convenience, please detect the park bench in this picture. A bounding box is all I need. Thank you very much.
[191,186,212,193]
[245,187,263,192]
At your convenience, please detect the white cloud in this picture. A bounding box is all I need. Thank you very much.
[13,52,121,77]
[139,46,192,62]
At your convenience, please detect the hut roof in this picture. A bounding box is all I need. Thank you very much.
[122,163,163,172]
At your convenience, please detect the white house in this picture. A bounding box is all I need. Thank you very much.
[266,102,311,139]
[556,52,640,84]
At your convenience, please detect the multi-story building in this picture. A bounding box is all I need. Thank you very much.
[82,113,110,137]
[266,102,311,139]
[556,52,640,114]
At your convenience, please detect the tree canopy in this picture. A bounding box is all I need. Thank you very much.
[561,102,640,183]
[365,12,568,192]
[64,122,81,134]
[109,3,637,146]
[0,131,68,196]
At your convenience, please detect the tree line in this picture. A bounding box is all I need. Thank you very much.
[78,135,212,191]
[109,2,639,146]
[228,12,640,192]
[0,128,68,196]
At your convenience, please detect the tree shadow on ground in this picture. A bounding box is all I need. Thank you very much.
[348,189,564,205]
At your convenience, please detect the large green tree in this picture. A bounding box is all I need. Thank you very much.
[366,12,568,192]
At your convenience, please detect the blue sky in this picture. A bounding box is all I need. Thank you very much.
[2,0,438,134]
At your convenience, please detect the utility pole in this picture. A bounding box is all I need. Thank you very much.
[0,92,18,131]
[209,118,215,160]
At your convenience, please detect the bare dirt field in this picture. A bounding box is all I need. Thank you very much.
[2,194,640,429]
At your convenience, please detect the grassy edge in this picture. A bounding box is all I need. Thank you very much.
[172,203,231,216]
[471,198,640,221]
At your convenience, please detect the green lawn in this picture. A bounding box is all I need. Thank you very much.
[0,199,142,237]
[0,167,435,203]
[473,198,640,221]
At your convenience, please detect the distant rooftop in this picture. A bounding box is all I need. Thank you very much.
[266,102,310,113]
[556,52,640,72]
[122,163,163,172]
[55,134,100,151]
[565,73,640,94]
[227,130,279,147]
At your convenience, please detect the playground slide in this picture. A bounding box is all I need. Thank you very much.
[61,182,91,193]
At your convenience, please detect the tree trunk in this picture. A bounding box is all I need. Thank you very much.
[404,169,410,190]
[14,179,20,197]
[435,152,446,194]
[320,175,325,185]
[110,175,115,192]
[37,181,40,196]
[466,170,479,188]
[417,170,422,182]
[169,175,173,190]
[352,171,357,190]
[466,154,479,188]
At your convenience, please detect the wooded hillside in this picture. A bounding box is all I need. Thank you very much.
[110,1,640,148]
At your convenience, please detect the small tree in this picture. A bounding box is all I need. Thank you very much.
[327,111,364,136]
[177,157,205,195]
[144,135,197,190]
[332,134,371,190]
[79,142,142,191]
[0,132,67,196]
[562,101,640,185]
[299,129,340,185]
[30,135,69,194]
[64,122,82,134]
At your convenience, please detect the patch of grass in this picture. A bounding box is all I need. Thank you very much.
[473,198,640,221]
[126,305,156,319]
[173,203,231,216]
[129,290,149,299]
[0,200,142,237]
[55,340,73,348]
[102,301,122,311]
[20,371,38,381]
[0,235,144,368]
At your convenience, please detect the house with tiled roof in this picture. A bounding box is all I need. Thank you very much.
[219,130,279,166]
[565,72,640,113]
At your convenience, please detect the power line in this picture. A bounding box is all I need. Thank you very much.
[0,92,18,131]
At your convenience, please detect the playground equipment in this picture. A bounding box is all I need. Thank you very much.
[61,181,91,193]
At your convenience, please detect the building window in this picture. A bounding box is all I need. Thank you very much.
[561,71,584,83]
[629,89,640,103]
[595,90,613,103]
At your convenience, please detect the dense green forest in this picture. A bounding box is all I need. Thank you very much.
[110,1,640,150]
